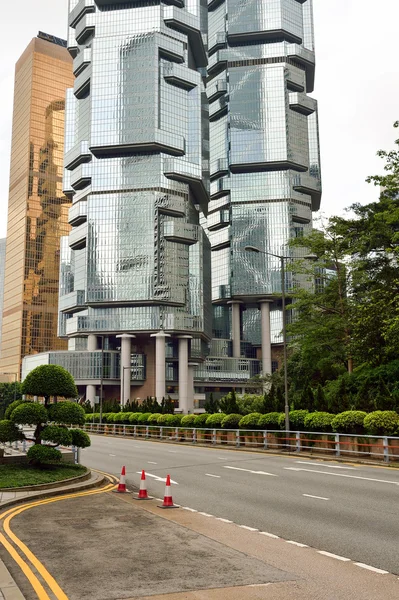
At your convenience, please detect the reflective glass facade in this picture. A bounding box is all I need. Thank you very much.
[206,0,321,348]
[0,238,6,354]
[0,36,74,378]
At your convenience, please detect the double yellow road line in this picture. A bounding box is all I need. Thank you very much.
[0,470,118,600]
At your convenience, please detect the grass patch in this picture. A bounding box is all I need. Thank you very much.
[0,463,87,489]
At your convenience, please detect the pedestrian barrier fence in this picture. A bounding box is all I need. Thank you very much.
[80,423,399,464]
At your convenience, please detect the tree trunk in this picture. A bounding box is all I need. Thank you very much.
[347,357,354,374]
[34,423,43,445]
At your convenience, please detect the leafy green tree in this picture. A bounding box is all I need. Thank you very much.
[0,382,22,419]
[22,365,78,406]
[374,377,393,411]
[219,389,240,414]
[205,393,220,414]
[314,384,328,412]
[299,384,314,411]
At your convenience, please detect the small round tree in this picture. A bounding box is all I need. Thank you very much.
[22,365,78,406]
[0,366,89,465]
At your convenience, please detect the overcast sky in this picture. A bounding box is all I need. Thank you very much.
[0,0,398,238]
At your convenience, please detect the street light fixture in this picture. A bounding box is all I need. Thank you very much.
[244,246,290,433]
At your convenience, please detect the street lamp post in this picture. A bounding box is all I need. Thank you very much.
[244,246,290,433]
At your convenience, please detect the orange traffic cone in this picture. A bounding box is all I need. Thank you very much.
[159,474,178,508]
[135,470,151,500]
[114,466,128,493]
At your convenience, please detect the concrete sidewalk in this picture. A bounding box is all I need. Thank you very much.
[0,470,107,600]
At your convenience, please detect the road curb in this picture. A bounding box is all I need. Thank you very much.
[0,469,91,493]
[0,557,26,600]
[0,471,107,512]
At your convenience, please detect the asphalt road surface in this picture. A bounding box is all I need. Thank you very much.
[82,435,399,575]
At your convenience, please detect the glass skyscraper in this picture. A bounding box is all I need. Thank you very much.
[24,0,321,407]
[59,0,211,408]
[0,33,74,379]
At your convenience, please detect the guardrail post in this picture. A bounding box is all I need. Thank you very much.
[383,437,389,463]
[145,426,149,438]
[113,424,116,435]
[335,434,341,457]
[296,431,301,453]
[263,430,268,449]
[123,425,126,436]
[133,425,137,438]
[159,426,163,440]
[212,429,216,445]
[175,427,179,441]
[193,428,196,444]
[236,429,240,448]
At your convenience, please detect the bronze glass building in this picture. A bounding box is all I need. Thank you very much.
[0,33,74,378]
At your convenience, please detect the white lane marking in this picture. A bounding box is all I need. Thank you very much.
[259,532,280,539]
[216,518,233,523]
[224,466,278,477]
[148,461,157,464]
[168,450,177,453]
[182,507,198,512]
[239,525,259,532]
[354,563,389,574]
[318,551,351,562]
[286,541,309,548]
[217,457,226,459]
[199,512,214,517]
[205,473,221,478]
[303,494,329,501]
[285,467,399,486]
[136,472,178,485]
[296,461,356,470]
[109,454,116,457]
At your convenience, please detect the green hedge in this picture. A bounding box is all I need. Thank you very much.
[238,413,263,430]
[181,415,196,427]
[221,414,242,429]
[304,412,335,432]
[258,413,284,430]
[128,412,143,425]
[289,410,309,430]
[364,411,399,436]
[148,413,162,424]
[193,413,210,428]
[27,444,62,465]
[331,411,367,434]
[206,413,226,428]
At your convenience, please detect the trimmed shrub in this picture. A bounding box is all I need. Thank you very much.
[137,413,152,424]
[70,429,91,449]
[221,414,242,429]
[258,412,284,430]
[104,413,117,424]
[27,444,62,465]
[5,399,28,420]
[238,413,262,430]
[193,413,210,428]
[331,411,367,435]
[118,412,133,424]
[304,412,335,432]
[0,420,22,443]
[128,412,142,425]
[41,425,72,446]
[112,413,125,424]
[206,413,226,428]
[11,402,48,426]
[156,414,169,425]
[363,411,399,436]
[164,414,182,427]
[289,410,309,430]
[181,415,196,427]
[148,413,162,424]
[49,402,85,426]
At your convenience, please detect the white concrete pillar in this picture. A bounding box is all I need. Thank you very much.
[87,335,97,351]
[86,384,96,407]
[259,300,272,376]
[178,336,192,413]
[187,363,198,414]
[116,334,136,407]
[150,331,171,401]
[228,301,242,358]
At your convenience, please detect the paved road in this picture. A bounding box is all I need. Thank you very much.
[82,435,399,575]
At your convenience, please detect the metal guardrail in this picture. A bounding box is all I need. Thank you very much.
[81,423,399,463]
[2,440,80,464]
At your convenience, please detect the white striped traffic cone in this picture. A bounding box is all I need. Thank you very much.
[159,474,178,509]
[136,470,150,500]
[114,465,128,493]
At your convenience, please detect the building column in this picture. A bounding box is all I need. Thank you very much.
[178,336,192,414]
[228,301,242,358]
[87,334,97,351]
[187,363,198,414]
[259,299,273,376]
[116,334,136,407]
[150,331,171,401]
[86,384,96,407]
